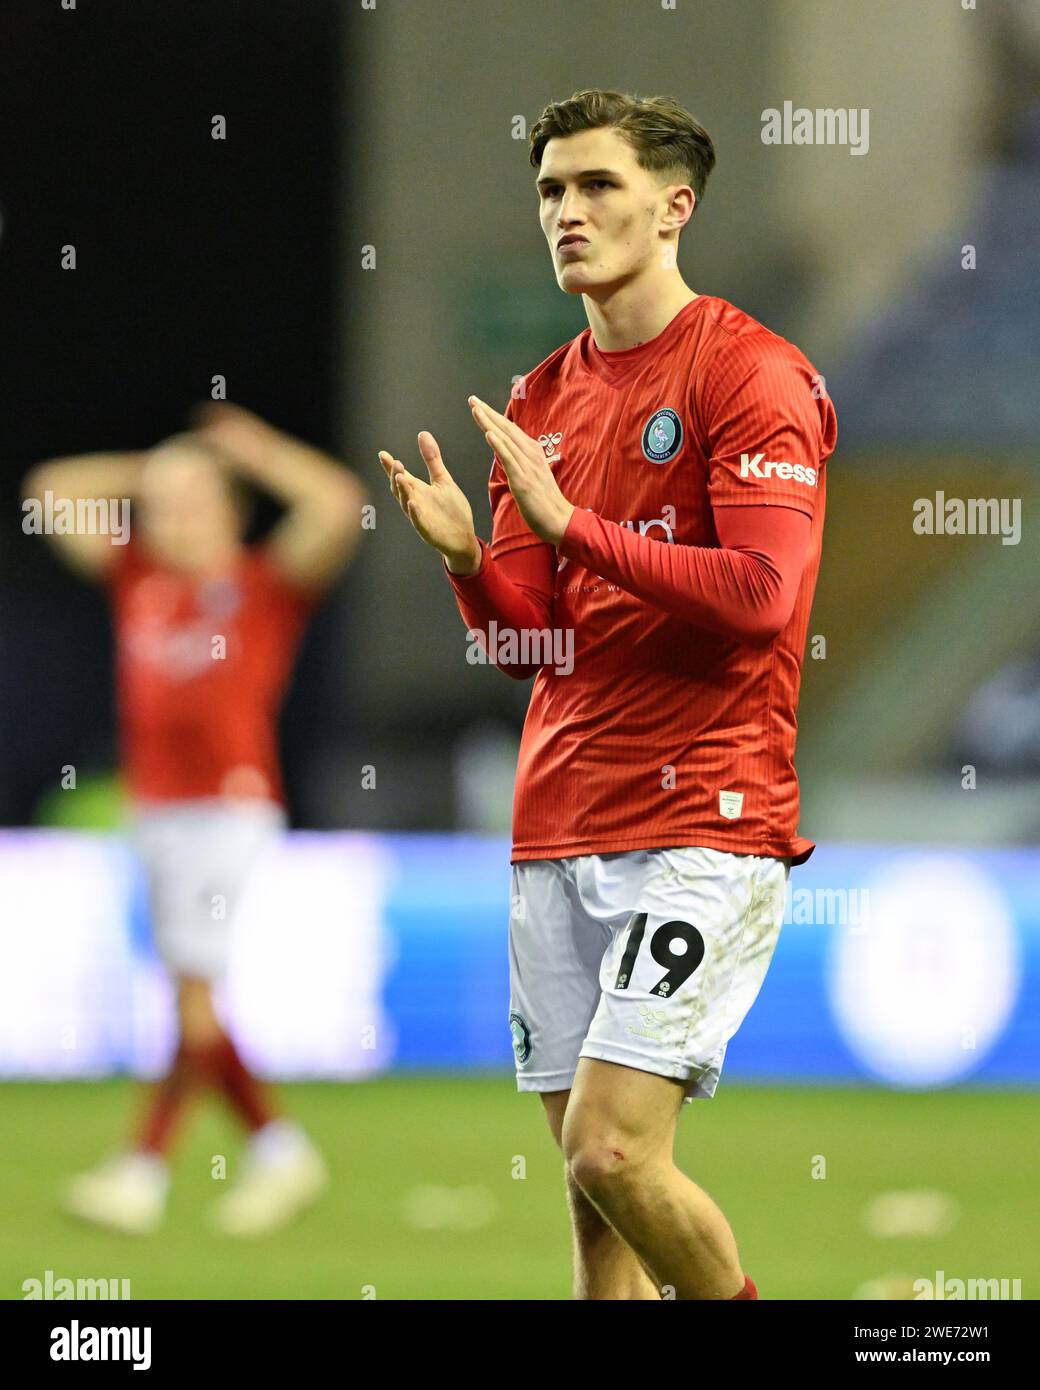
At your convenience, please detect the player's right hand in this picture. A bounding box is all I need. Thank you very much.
[379,433,480,573]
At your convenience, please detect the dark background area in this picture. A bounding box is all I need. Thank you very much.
[0,0,351,825]
[3,0,1037,840]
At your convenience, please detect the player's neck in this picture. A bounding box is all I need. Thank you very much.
[192,544,242,579]
[148,541,242,579]
[583,277,698,353]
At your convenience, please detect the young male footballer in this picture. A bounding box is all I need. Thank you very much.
[25,405,365,1236]
[380,89,836,1299]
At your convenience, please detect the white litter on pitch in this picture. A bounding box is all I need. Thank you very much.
[853,1273,922,1300]
[400,1185,498,1231]
[864,1189,960,1238]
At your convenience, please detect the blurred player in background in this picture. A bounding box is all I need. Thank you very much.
[381,89,836,1298]
[23,405,366,1236]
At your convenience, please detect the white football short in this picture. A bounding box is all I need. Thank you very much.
[131,798,286,982]
[508,845,790,1102]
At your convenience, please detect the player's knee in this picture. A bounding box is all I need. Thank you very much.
[176,978,222,1047]
[565,1135,637,1199]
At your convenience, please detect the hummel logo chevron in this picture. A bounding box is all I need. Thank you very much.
[538,432,564,461]
[739,452,818,487]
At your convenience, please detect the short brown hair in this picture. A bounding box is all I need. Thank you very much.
[529,89,716,211]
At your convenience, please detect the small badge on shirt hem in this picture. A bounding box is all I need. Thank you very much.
[719,790,744,820]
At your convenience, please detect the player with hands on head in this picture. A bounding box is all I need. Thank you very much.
[24,403,366,1238]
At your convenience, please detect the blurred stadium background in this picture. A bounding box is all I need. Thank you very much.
[1,0,1038,1300]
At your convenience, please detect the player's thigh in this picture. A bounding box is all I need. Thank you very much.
[562,1057,684,1172]
[195,798,285,916]
[579,846,788,1103]
[540,1089,570,1149]
[133,798,283,981]
[541,1076,676,1165]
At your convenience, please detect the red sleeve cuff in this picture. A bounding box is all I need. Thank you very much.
[559,506,597,557]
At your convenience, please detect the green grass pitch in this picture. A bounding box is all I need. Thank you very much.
[2,1077,1035,1300]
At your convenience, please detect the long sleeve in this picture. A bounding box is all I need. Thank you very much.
[443,539,556,679]
[556,502,812,646]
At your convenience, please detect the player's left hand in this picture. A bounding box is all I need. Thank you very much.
[468,396,574,545]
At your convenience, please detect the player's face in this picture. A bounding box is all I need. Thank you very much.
[537,127,683,297]
[136,445,241,573]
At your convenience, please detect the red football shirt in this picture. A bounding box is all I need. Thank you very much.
[453,294,837,864]
[106,542,316,804]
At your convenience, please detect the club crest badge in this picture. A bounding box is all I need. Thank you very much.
[509,1010,532,1067]
[641,408,684,464]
